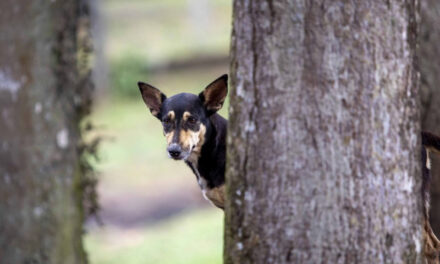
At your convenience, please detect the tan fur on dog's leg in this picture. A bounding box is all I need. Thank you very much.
[424,219,440,264]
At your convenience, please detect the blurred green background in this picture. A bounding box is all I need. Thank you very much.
[84,0,231,263]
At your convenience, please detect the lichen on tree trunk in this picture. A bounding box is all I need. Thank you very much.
[0,0,94,263]
[225,1,423,263]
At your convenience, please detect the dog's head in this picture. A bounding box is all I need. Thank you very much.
[138,74,228,161]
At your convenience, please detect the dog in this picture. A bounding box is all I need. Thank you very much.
[138,74,228,209]
[138,75,440,261]
[422,131,440,263]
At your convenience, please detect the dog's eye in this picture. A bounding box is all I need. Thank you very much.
[187,116,197,124]
[163,118,172,124]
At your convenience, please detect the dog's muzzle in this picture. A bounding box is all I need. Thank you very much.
[167,143,182,159]
[167,143,192,160]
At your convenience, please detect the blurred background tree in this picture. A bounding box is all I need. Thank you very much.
[0,0,94,263]
[225,1,424,263]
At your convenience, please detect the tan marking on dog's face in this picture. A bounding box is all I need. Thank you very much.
[183,111,191,121]
[180,123,205,150]
[165,131,174,145]
[163,111,176,146]
[184,124,206,164]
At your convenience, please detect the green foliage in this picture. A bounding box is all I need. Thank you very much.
[109,54,148,98]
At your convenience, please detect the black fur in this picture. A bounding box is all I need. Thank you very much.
[423,131,440,151]
[185,113,227,189]
[422,131,440,220]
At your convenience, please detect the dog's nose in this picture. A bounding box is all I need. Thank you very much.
[169,150,181,158]
[167,144,182,159]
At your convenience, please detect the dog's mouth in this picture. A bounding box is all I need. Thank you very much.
[170,155,183,160]
[168,153,186,160]
[167,142,197,161]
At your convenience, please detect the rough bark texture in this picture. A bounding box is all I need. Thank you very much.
[419,0,440,235]
[0,0,93,263]
[225,1,423,263]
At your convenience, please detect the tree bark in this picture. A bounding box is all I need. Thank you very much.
[419,0,440,235]
[0,0,92,263]
[225,1,423,263]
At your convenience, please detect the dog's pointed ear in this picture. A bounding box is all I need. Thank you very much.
[138,82,167,119]
[199,74,228,115]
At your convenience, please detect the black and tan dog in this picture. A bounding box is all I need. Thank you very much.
[422,131,440,263]
[138,75,440,261]
[138,74,228,209]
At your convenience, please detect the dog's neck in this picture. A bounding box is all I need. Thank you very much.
[185,113,226,189]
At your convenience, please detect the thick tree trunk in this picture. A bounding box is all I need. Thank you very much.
[419,0,440,235]
[0,0,92,263]
[225,1,423,263]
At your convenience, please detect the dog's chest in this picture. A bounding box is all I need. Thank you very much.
[187,160,224,208]
[190,164,209,198]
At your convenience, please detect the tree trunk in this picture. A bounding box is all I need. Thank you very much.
[419,0,440,236]
[0,0,93,263]
[225,1,423,263]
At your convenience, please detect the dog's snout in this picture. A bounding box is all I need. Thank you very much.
[167,144,182,159]
[169,149,181,158]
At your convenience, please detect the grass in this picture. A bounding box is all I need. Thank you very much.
[85,208,224,264]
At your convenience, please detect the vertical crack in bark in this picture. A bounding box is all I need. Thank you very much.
[266,0,274,34]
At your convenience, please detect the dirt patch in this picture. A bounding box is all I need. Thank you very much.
[87,177,209,229]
